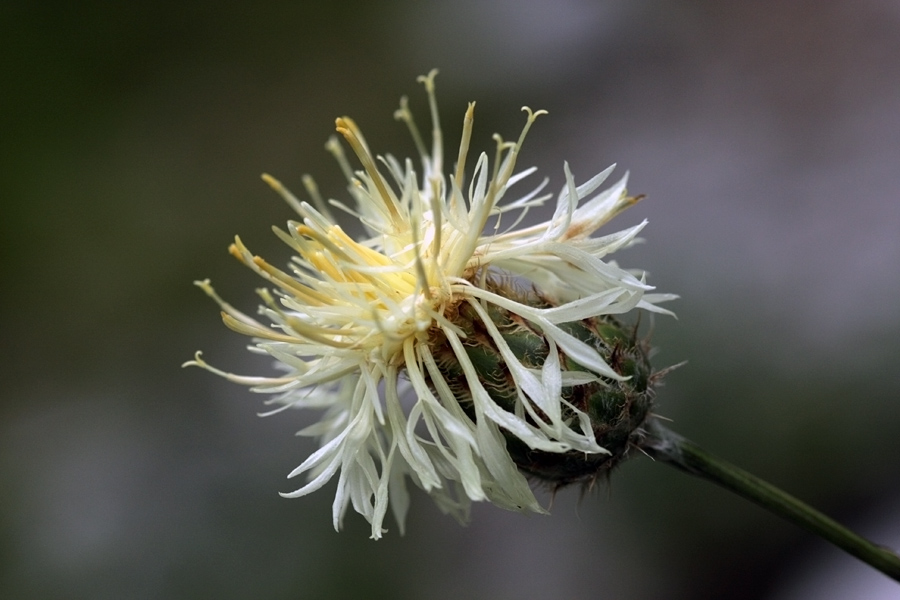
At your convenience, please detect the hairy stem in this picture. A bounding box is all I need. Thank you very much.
[642,421,900,582]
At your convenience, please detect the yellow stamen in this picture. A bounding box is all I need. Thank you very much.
[250,256,330,305]
[335,117,402,224]
[261,173,305,216]
[220,312,302,343]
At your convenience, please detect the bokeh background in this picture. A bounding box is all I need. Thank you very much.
[2,1,899,598]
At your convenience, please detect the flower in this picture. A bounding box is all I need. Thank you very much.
[186,70,675,539]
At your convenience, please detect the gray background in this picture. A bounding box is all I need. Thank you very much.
[2,1,899,598]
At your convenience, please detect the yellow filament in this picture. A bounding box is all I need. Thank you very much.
[335,117,402,224]
[250,256,329,305]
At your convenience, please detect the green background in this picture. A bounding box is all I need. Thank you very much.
[3,1,899,598]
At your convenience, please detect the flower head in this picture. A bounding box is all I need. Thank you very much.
[186,70,675,538]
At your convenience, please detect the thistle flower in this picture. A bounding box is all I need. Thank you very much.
[186,70,675,539]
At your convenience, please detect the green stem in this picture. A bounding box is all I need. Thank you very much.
[642,421,900,583]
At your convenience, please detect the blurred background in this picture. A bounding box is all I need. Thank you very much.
[2,1,899,598]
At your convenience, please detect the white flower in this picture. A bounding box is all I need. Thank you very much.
[186,70,675,538]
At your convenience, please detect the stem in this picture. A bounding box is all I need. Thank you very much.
[642,421,900,583]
